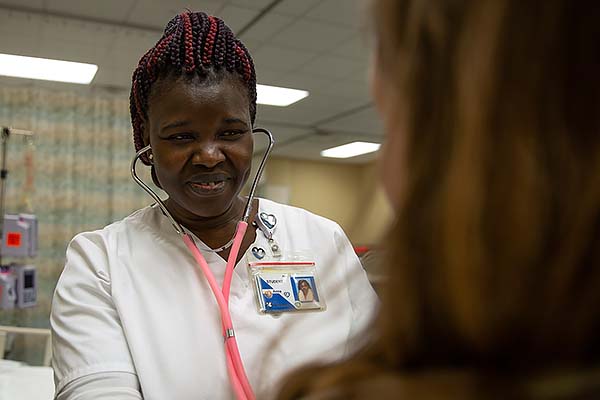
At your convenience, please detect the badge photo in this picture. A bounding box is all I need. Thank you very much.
[293,277,318,303]
[249,261,325,313]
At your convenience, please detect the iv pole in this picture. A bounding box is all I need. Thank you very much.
[0,127,34,267]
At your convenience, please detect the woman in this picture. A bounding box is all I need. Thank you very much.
[278,0,600,398]
[50,11,377,400]
[297,280,314,302]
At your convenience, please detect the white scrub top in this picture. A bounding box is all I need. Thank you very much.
[51,198,378,399]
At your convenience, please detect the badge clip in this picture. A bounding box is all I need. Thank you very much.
[268,238,282,258]
[256,212,276,240]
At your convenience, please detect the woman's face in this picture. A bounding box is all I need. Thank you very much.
[299,281,309,291]
[144,74,253,218]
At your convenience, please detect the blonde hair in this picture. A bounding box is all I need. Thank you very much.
[278,0,600,398]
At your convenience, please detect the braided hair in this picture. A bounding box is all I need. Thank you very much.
[130,11,257,165]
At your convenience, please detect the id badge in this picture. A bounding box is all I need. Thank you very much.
[249,261,326,313]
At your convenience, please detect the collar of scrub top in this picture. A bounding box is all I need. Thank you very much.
[131,127,274,400]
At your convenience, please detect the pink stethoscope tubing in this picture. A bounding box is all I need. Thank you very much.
[183,221,254,400]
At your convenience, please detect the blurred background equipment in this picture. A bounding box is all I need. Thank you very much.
[1,214,38,258]
[0,127,38,310]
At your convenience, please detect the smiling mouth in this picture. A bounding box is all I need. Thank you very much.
[187,172,232,195]
[191,181,226,190]
[187,176,230,195]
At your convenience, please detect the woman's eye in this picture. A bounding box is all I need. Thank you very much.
[168,133,194,141]
[220,130,246,139]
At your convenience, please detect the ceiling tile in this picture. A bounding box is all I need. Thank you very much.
[319,105,383,136]
[270,0,321,17]
[46,0,137,21]
[92,67,133,89]
[37,39,108,65]
[238,12,293,42]
[298,55,365,80]
[252,124,311,152]
[305,0,365,28]
[0,9,42,37]
[142,0,224,17]
[268,19,354,52]
[241,39,262,54]
[257,95,365,126]
[178,0,225,13]
[38,17,120,47]
[252,45,316,73]
[104,30,162,71]
[125,2,185,28]
[252,126,319,165]
[345,64,370,83]
[0,30,39,57]
[320,77,370,101]
[0,12,40,57]
[216,5,259,33]
[0,0,44,8]
[227,0,273,10]
[261,73,336,97]
[331,34,370,61]
[123,2,257,33]
[254,67,284,85]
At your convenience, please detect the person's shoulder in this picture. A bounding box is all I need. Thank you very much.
[63,205,158,277]
[69,204,157,246]
[259,198,342,233]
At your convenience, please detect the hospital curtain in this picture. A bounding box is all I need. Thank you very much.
[0,85,153,362]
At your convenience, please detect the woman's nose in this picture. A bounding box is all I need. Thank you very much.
[191,141,226,168]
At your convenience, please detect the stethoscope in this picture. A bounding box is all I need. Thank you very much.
[131,127,275,400]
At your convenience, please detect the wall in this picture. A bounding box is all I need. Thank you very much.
[350,162,394,245]
[257,157,393,246]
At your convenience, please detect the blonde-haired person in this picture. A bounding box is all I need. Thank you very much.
[277,0,600,398]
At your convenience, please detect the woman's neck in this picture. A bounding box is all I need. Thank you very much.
[165,196,248,249]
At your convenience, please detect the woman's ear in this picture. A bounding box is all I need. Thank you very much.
[140,118,155,165]
[151,165,163,189]
[144,117,160,188]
